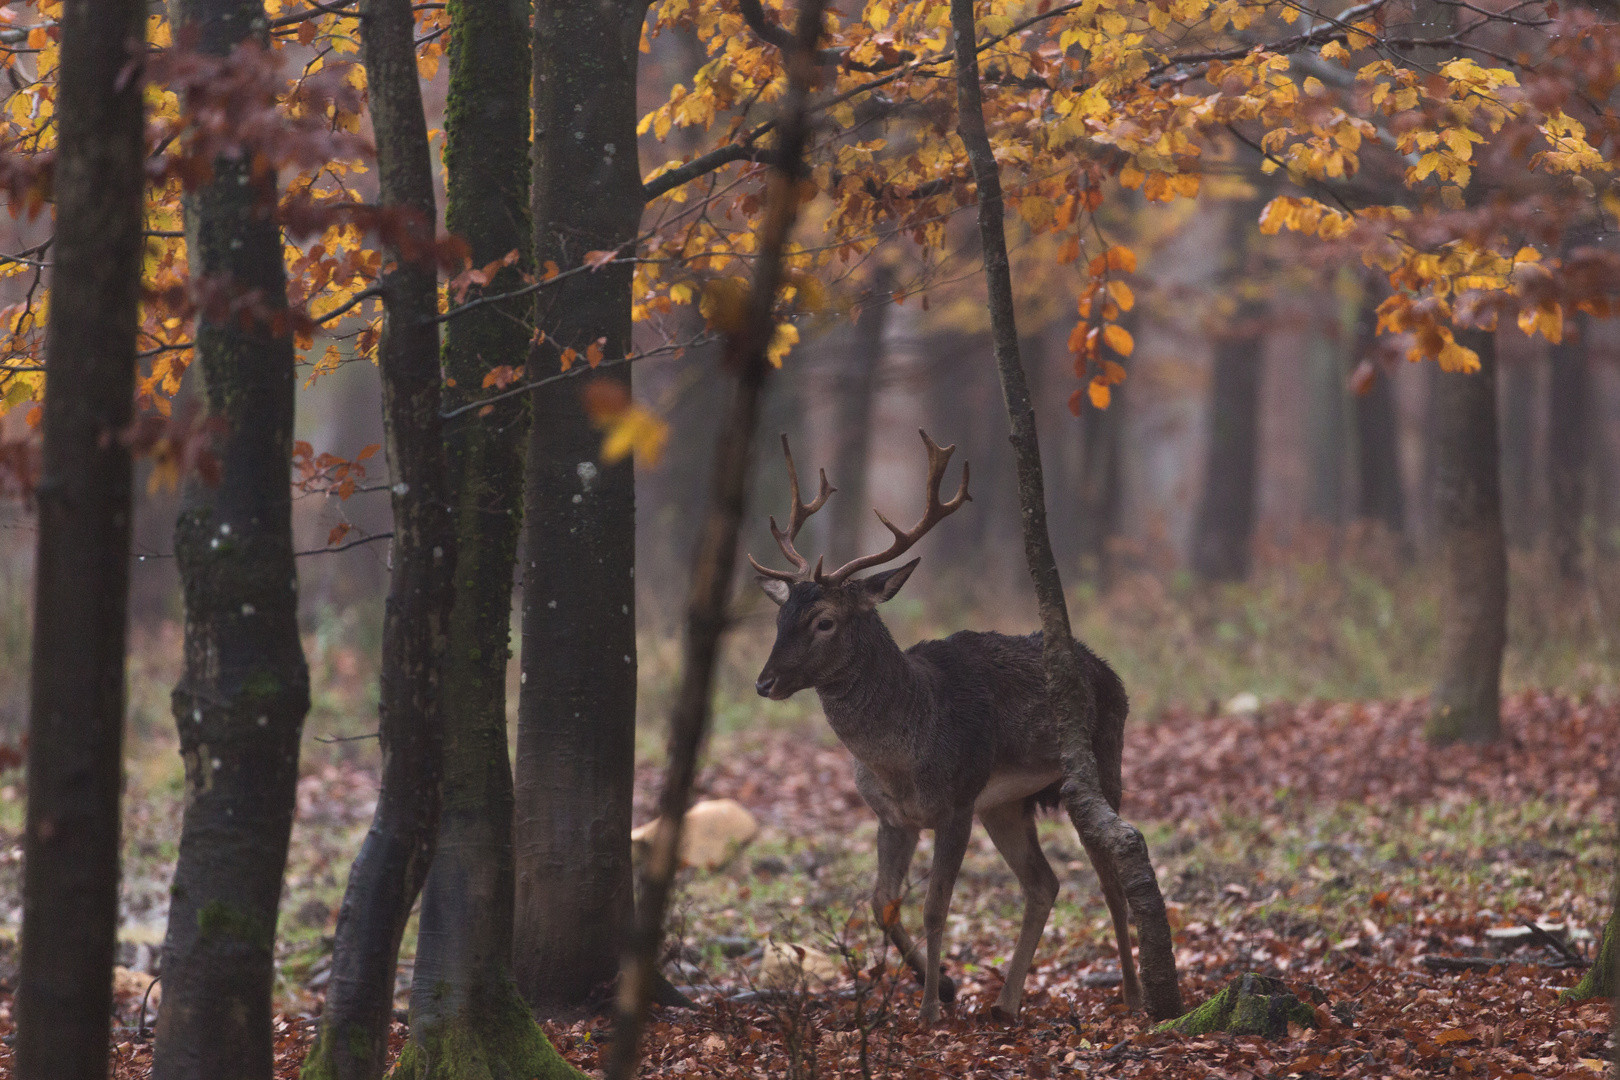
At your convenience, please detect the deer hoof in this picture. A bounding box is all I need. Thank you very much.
[938,971,957,1004]
[919,1000,942,1025]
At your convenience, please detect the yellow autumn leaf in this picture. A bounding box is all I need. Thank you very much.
[601,405,670,465]
[766,322,799,368]
[1088,378,1111,409]
[1107,280,1135,312]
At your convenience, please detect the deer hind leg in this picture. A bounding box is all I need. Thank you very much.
[1080,835,1143,1009]
[979,800,1059,1022]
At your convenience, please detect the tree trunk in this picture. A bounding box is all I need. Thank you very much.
[388,2,577,1076]
[950,0,1181,1020]
[1351,298,1406,539]
[605,3,825,1073]
[826,271,889,559]
[1547,320,1589,581]
[15,5,145,1078]
[1426,328,1506,745]
[153,5,312,1080]
[1305,327,1348,529]
[514,0,648,1016]
[1076,309,1130,583]
[302,2,454,1077]
[1191,206,1264,581]
[1499,348,1537,551]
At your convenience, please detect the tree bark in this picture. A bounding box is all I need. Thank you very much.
[1499,348,1537,551]
[1426,328,1506,745]
[950,0,1180,1020]
[387,2,578,1077]
[302,2,454,1077]
[14,5,145,1079]
[514,0,649,1016]
[1547,320,1589,581]
[826,270,889,560]
[153,5,312,1080]
[1191,205,1264,581]
[605,2,826,1074]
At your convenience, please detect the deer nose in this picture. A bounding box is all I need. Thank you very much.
[755,676,776,698]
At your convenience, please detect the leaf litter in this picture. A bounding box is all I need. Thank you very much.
[0,690,1610,1077]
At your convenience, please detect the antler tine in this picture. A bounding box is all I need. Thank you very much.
[748,434,836,582]
[820,429,972,584]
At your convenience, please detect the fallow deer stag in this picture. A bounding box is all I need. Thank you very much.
[751,430,1139,1023]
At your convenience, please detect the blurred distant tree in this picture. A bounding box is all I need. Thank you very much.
[1192,203,1266,582]
[1547,319,1591,581]
[1350,293,1408,543]
[1076,307,1130,583]
[1426,328,1507,745]
[826,268,890,561]
[15,4,145,1079]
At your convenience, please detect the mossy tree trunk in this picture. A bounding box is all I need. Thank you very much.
[387,1,580,1077]
[1560,905,1616,1002]
[303,1,454,1077]
[513,0,649,1016]
[951,0,1181,1019]
[15,4,145,1077]
[1426,328,1506,745]
[153,4,312,1079]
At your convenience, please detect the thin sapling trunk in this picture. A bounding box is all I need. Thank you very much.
[950,0,1181,1019]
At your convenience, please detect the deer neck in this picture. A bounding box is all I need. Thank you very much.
[813,615,926,754]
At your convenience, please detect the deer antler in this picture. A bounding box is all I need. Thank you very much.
[748,434,835,582]
[820,429,970,584]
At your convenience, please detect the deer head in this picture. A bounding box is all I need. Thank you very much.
[752,430,969,700]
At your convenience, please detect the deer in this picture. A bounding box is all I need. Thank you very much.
[750,429,1140,1024]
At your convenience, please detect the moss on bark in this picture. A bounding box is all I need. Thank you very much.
[1160,973,1317,1038]
[386,981,584,1080]
[1561,906,1616,1002]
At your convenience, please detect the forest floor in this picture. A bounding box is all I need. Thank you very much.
[0,687,1612,1078]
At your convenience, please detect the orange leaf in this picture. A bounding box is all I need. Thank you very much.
[356,443,380,462]
[543,260,561,281]
[586,339,605,368]
[1088,378,1111,409]
[559,347,578,373]
[328,523,352,546]
[1105,245,1137,273]
[1102,323,1134,357]
[1433,1029,1473,1046]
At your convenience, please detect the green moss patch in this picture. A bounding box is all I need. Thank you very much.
[1159,973,1317,1039]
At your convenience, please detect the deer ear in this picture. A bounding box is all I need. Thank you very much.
[757,577,792,607]
[858,558,920,606]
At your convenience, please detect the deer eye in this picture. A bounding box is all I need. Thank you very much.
[814,618,835,632]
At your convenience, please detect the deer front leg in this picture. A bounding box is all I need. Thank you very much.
[873,821,958,1006]
[919,811,974,1024]
[979,801,1059,1021]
